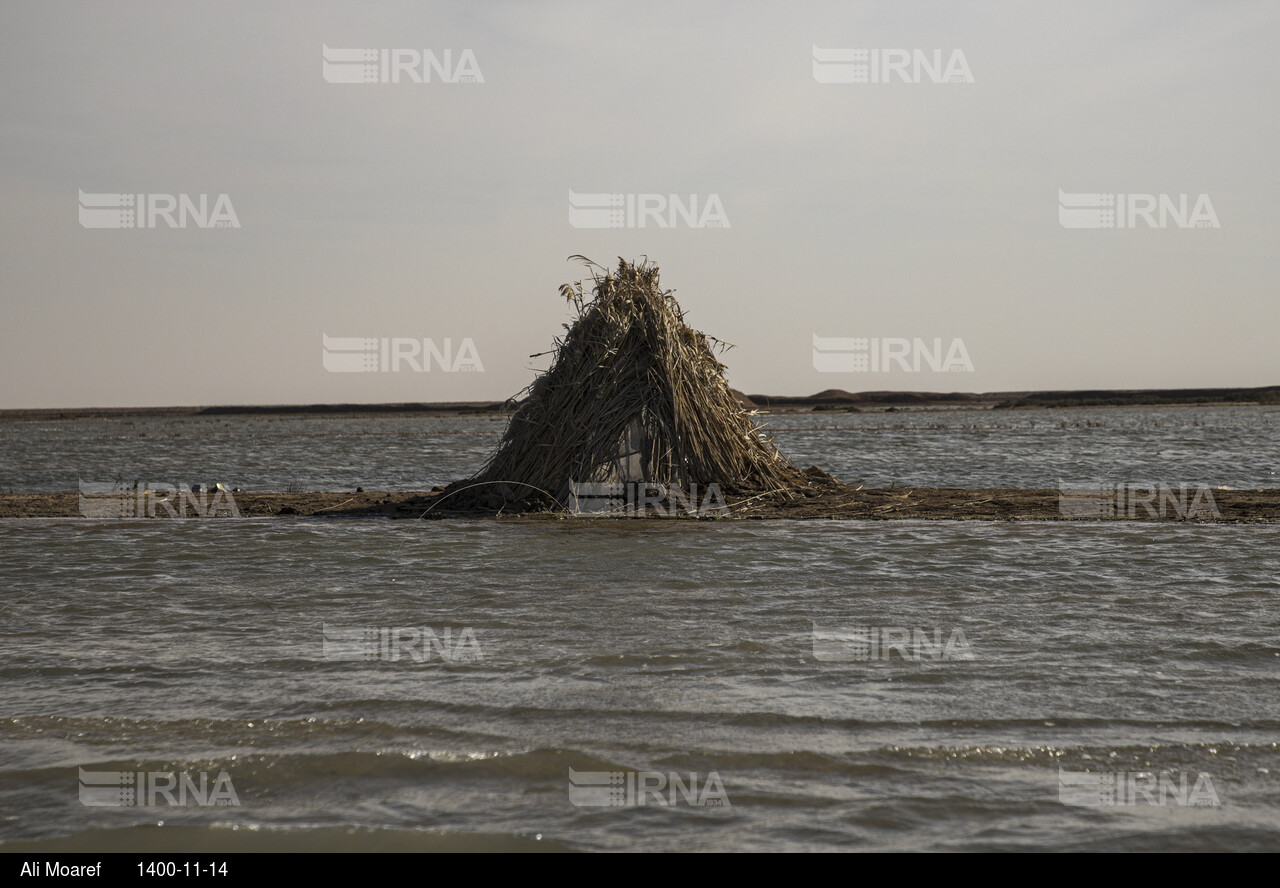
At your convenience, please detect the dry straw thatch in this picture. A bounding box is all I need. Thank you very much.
[454,257,804,513]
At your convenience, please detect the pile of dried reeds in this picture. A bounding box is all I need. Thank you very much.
[452,257,803,512]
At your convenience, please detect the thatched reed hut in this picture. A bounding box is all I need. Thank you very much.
[452,257,803,514]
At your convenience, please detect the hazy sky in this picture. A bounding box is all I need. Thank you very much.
[2,1,1277,408]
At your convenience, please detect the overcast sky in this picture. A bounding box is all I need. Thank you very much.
[1,1,1277,408]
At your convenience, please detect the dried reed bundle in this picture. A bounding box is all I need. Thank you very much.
[453,257,803,511]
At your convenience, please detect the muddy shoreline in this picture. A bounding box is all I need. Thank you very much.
[5,486,1277,521]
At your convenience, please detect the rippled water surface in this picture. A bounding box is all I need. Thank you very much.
[1,405,1277,492]
[1,408,1278,851]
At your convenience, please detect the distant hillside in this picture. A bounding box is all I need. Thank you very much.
[743,386,1280,411]
[746,390,985,411]
[991,386,1280,409]
[2,386,1277,421]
